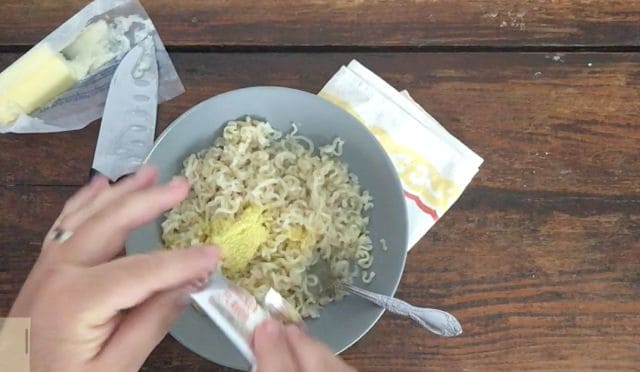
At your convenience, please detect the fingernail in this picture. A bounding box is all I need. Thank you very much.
[187,279,202,290]
[261,319,283,337]
[138,164,155,173]
[197,278,208,288]
[199,246,221,263]
[168,177,187,188]
[133,165,157,180]
[286,324,307,339]
[193,274,209,289]
[133,165,148,178]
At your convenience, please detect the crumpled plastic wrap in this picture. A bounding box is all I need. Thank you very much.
[0,0,183,134]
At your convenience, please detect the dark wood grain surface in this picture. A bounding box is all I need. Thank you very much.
[2,52,639,194]
[1,0,639,371]
[1,0,640,48]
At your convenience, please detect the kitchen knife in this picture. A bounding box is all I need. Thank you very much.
[91,42,158,181]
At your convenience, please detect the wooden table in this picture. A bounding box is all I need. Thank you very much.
[1,1,639,371]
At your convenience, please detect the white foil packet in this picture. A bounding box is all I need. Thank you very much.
[0,0,183,133]
[190,269,301,368]
[319,60,483,249]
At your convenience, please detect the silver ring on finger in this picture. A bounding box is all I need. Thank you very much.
[49,227,74,243]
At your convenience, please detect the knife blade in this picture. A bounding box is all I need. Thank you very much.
[91,41,158,181]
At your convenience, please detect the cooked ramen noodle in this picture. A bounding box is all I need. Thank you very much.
[162,117,374,318]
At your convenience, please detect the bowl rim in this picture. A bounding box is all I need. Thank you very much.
[137,85,409,367]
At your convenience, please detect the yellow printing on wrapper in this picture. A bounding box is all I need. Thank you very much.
[319,92,460,216]
[369,126,461,214]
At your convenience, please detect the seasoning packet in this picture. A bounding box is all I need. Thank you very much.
[0,0,183,133]
[190,269,302,368]
[319,60,483,250]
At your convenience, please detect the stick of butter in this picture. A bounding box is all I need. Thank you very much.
[0,44,78,125]
[0,20,120,125]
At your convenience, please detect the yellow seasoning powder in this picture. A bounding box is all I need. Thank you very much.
[202,205,269,275]
[285,226,315,252]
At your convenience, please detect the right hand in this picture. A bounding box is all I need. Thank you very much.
[253,320,357,372]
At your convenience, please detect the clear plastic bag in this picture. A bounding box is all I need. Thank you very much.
[0,0,183,133]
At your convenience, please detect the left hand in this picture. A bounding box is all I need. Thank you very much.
[9,166,220,372]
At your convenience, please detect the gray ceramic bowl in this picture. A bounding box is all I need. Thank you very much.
[126,86,408,371]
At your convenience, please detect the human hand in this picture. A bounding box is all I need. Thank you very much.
[253,320,357,372]
[9,166,220,372]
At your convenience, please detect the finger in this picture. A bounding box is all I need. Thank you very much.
[253,320,298,372]
[87,246,219,313]
[44,176,110,248]
[284,325,356,372]
[94,284,194,371]
[57,166,157,233]
[60,175,110,218]
[63,176,189,265]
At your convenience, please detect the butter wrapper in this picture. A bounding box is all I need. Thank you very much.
[319,60,483,249]
[0,0,183,133]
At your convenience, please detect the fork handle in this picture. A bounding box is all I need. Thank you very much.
[343,283,463,337]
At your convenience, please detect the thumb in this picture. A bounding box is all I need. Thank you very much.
[88,246,220,314]
[253,320,298,372]
[93,284,194,371]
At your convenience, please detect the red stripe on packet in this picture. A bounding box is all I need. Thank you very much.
[403,191,439,221]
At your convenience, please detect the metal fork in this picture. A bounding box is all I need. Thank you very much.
[343,283,463,337]
[309,257,463,337]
